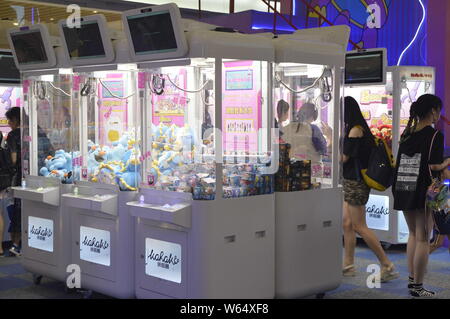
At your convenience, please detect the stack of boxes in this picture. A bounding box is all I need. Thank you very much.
[275,143,311,192]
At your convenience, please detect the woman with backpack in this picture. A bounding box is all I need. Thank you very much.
[342,96,399,282]
[392,94,450,298]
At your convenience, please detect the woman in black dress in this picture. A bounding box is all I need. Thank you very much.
[342,97,399,281]
[393,94,450,298]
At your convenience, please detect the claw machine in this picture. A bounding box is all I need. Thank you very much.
[124,4,275,298]
[57,14,140,298]
[345,49,435,246]
[273,26,349,298]
[0,50,21,244]
[8,24,76,284]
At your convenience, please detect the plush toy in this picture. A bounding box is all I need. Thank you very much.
[39,149,74,183]
[117,157,141,191]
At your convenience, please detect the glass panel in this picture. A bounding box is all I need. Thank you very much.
[399,70,435,136]
[345,72,394,148]
[22,74,75,183]
[274,63,335,190]
[75,70,140,190]
[141,58,216,200]
[222,59,273,198]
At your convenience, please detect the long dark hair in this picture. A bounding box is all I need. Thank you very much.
[344,96,373,139]
[400,94,442,143]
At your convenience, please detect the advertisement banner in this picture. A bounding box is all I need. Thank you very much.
[222,61,261,153]
[145,238,182,284]
[99,74,128,146]
[28,216,54,252]
[80,226,111,267]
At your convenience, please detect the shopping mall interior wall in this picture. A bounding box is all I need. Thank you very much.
[427,0,450,147]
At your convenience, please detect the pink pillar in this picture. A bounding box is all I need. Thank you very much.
[428,0,450,145]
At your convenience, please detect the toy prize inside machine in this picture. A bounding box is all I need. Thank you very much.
[346,50,435,247]
[8,24,75,284]
[125,4,275,298]
[56,14,140,298]
[273,26,349,298]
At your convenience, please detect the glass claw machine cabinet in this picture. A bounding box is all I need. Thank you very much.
[272,25,349,298]
[124,4,275,298]
[57,14,140,298]
[8,24,75,285]
[345,49,435,247]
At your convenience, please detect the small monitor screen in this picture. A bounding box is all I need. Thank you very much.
[10,30,48,65]
[0,53,20,84]
[127,10,178,55]
[62,21,106,60]
[345,51,384,85]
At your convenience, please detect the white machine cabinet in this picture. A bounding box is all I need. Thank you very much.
[7,22,78,286]
[346,66,435,247]
[125,7,276,298]
[272,25,350,298]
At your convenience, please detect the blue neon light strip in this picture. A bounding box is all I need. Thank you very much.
[397,0,426,65]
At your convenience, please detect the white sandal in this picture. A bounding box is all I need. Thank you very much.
[343,264,356,277]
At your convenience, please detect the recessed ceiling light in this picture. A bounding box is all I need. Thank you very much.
[13,22,19,26]
[93,11,98,13]
[50,18,54,21]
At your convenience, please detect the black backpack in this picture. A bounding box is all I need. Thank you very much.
[0,144,15,191]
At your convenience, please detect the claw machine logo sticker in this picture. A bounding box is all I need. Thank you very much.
[145,238,182,284]
[28,216,54,252]
[365,195,390,231]
[80,226,111,266]
[99,75,127,145]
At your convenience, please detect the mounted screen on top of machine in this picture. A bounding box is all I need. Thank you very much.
[10,30,48,65]
[62,21,106,59]
[345,51,384,85]
[0,53,20,84]
[127,10,178,54]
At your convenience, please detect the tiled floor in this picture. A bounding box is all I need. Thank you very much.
[0,242,449,299]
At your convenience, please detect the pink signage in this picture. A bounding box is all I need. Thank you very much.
[98,74,128,146]
[152,69,188,127]
[222,61,261,153]
[0,86,22,133]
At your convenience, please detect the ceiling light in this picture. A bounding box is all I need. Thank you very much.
[13,22,19,26]
[93,11,98,13]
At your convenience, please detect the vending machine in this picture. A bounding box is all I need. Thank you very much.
[8,24,75,284]
[345,49,435,246]
[273,25,349,298]
[124,4,276,298]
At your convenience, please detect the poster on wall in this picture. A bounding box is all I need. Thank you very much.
[152,69,188,127]
[0,86,21,133]
[222,61,261,153]
[99,74,128,146]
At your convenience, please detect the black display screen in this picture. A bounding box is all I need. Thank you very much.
[127,10,178,55]
[11,30,48,65]
[63,21,106,59]
[345,51,384,85]
[0,53,20,84]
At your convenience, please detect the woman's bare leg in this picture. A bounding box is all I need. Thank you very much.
[403,211,417,279]
[343,201,356,267]
[413,209,433,285]
[348,203,391,267]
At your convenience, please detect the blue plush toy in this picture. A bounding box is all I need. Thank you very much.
[117,158,141,191]
[39,149,74,183]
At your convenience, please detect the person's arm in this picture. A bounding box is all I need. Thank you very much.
[342,127,363,163]
[429,132,448,171]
